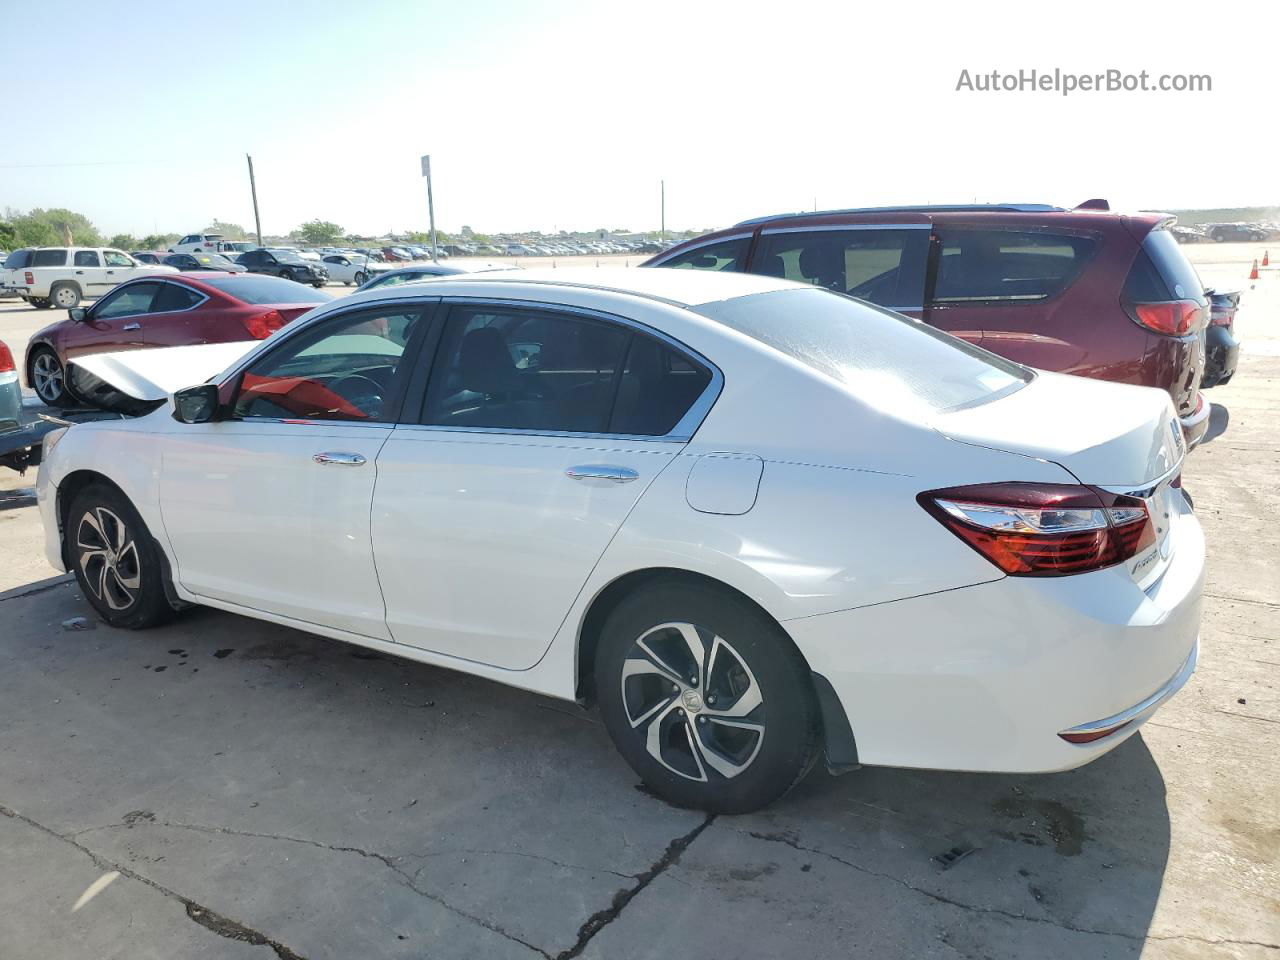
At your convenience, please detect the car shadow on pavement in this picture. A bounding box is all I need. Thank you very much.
[1201,402,1230,445]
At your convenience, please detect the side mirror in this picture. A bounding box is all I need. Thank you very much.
[68,307,87,323]
[172,384,220,424]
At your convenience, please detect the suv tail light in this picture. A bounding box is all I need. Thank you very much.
[919,483,1154,577]
[24,271,34,285]
[242,309,286,340]
[0,341,14,373]
[1127,299,1203,336]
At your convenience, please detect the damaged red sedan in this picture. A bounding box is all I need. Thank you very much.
[24,273,331,406]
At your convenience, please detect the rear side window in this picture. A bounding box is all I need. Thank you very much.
[753,228,930,311]
[74,251,100,267]
[31,249,68,267]
[930,229,1098,304]
[612,337,713,436]
[659,237,749,272]
[696,288,1030,415]
[1126,228,1206,303]
[152,283,203,312]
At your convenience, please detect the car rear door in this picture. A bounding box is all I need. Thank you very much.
[746,223,934,322]
[140,280,209,347]
[371,299,718,670]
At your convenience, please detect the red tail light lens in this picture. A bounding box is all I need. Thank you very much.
[1130,299,1203,336]
[919,483,1153,577]
[0,341,14,373]
[242,309,286,340]
[24,271,34,285]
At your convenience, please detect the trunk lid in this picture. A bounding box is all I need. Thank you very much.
[933,370,1185,589]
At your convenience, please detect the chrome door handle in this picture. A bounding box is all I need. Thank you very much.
[313,452,367,466]
[566,464,638,483]
[122,322,141,331]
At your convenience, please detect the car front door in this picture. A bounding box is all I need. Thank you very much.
[158,302,434,638]
[62,280,163,359]
[102,249,142,290]
[371,300,717,670]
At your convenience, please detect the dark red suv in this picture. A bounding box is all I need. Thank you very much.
[645,203,1210,447]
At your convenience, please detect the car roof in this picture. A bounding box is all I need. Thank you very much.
[351,266,795,308]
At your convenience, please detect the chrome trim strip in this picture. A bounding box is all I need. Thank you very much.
[393,423,692,444]
[1096,457,1184,499]
[1059,640,1198,738]
[758,223,933,235]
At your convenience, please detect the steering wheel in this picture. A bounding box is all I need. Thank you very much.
[325,373,385,419]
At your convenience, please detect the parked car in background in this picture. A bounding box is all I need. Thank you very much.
[381,247,412,262]
[131,251,169,264]
[0,340,21,430]
[36,267,1201,813]
[1202,289,1241,388]
[1171,225,1207,244]
[504,243,533,256]
[1206,222,1267,243]
[353,262,506,292]
[163,253,247,274]
[170,234,256,255]
[320,254,376,285]
[24,273,331,406]
[0,247,177,309]
[648,202,1212,448]
[236,248,328,288]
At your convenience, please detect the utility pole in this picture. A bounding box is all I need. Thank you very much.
[246,154,263,246]
[421,155,438,262]
[660,179,665,242]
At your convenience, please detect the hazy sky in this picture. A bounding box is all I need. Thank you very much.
[2,0,1271,237]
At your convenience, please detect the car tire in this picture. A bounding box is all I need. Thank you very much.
[66,484,174,629]
[29,347,71,406]
[49,282,81,309]
[29,297,53,309]
[353,271,367,286]
[595,580,822,814]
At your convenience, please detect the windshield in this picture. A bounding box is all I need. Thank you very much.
[271,250,305,263]
[694,288,1030,415]
[201,274,333,305]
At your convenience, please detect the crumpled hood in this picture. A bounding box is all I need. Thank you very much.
[69,341,259,404]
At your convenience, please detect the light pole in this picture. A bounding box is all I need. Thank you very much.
[420,155,438,262]
[246,154,263,246]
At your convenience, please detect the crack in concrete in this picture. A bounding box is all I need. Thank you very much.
[745,830,1280,951]
[0,575,73,603]
[411,848,633,880]
[554,814,715,960]
[0,803,307,959]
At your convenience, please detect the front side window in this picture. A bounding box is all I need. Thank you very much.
[753,228,930,310]
[74,250,101,267]
[658,237,749,272]
[31,249,68,267]
[103,251,133,267]
[930,228,1098,304]
[422,307,628,433]
[94,282,161,320]
[233,307,425,422]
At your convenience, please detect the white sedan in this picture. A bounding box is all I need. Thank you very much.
[318,253,376,285]
[36,268,1202,812]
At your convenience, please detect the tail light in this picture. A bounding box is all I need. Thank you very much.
[919,483,1154,577]
[1209,308,1235,328]
[0,341,14,373]
[1128,299,1204,336]
[242,309,286,340]
[24,271,34,285]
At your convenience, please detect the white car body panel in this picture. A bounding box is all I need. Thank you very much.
[35,268,1204,775]
[70,341,259,401]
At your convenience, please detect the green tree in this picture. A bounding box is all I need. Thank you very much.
[140,233,179,251]
[205,220,249,240]
[0,220,15,249]
[297,219,344,245]
[6,207,102,247]
[109,233,138,250]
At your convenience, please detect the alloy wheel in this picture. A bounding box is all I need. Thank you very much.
[32,353,65,403]
[621,622,765,782]
[76,507,142,611]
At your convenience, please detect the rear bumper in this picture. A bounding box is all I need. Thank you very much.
[787,492,1204,774]
[1179,394,1211,449]
[1201,326,1240,389]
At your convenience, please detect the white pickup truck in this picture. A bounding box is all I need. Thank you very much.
[0,247,177,309]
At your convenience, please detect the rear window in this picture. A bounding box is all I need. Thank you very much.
[752,228,930,311]
[31,249,68,267]
[930,228,1098,303]
[5,249,32,269]
[1126,228,1206,303]
[695,287,1030,414]
[200,274,333,305]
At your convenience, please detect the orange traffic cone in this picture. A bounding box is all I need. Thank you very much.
[1264,250,1271,267]
[1249,259,1260,280]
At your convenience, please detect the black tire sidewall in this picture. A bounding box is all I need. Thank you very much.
[595,582,821,814]
[67,484,172,629]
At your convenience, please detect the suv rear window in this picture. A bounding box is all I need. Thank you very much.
[5,249,32,269]
[1125,228,1206,303]
[752,228,930,311]
[31,249,68,267]
[930,229,1098,303]
[695,287,1030,414]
